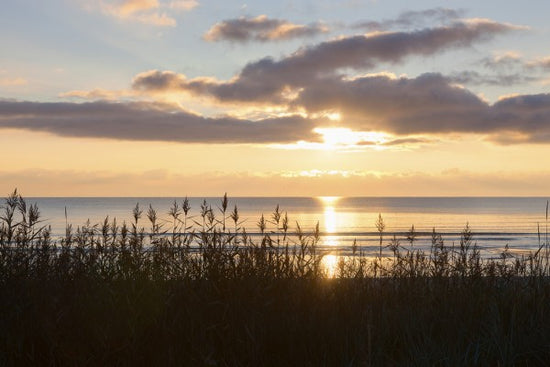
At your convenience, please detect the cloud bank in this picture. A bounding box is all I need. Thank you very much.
[0,100,318,144]
[293,72,550,143]
[9,13,547,146]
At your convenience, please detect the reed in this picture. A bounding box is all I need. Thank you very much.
[1,190,550,366]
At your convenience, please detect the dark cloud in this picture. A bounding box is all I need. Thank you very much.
[353,8,465,31]
[0,100,319,144]
[203,15,328,42]
[381,137,435,146]
[294,72,550,142]
[134,19,519,103]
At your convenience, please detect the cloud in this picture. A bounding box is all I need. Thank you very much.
[462,52,550,85]
[167,0,198,10]
[126,18,550,145]
[110,0,159,15]
[449,70,537,86]
[527,56,550,71]
[27,72,550,146]
[134,19,520,103]
[0,78,28,87]
[481,52,523,70]
[59,88,136,100]
[54,15,545,145]
[204,15,329,42]
[353,7,465,31]
[294,72,550,143]
[479,52,550,72]
[0,100,319,144]
[85,0,198,26]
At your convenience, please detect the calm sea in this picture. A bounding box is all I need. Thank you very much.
[25,197,550,258]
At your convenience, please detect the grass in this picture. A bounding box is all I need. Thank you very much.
[1,190,550,366]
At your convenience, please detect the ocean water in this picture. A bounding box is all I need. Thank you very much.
[22,196,550,258]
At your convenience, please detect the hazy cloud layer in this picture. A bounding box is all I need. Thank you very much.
[204,15,328,42]
[134,19,519,103]
[4,168,550,197]
[0,100,318,144]
[353,8,465,31]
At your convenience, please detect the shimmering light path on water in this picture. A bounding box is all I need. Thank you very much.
[28,196,550,260]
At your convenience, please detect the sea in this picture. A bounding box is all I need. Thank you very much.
[22,196,550,259]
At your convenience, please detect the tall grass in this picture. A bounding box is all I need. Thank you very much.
[1,190,550,366]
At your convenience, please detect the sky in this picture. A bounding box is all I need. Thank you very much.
[2,0,550,196]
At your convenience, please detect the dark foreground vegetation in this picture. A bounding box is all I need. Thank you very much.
[1,191,550,366]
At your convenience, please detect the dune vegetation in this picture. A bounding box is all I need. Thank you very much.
[1,190,550,366]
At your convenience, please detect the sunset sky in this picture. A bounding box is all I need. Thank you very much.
[2,0,550,196]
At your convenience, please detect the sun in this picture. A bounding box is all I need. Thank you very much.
[313,127,388,149]
[314,127,361,147]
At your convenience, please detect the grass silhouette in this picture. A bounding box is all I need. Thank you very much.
[1,190,550,365]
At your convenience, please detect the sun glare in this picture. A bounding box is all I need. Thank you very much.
[319,196,340,206]
[326,112,341,121]
[315,127,360,147]
[313,127,388,150]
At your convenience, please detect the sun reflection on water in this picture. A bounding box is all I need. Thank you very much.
[322,254,338,278]
[318,196,340,229]
[318,196,342,277]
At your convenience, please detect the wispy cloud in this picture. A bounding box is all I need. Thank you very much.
[353,7,465,31]
[59,88,137,100]
[204,15,329,43]
[527,56,550,71]
[84,0,198,26]
[448,70,537,86]
[107,0,159,15]
[481,52,523,70]
[448,52,550,86]
[0,77,28,87]
[167,0,198,11]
